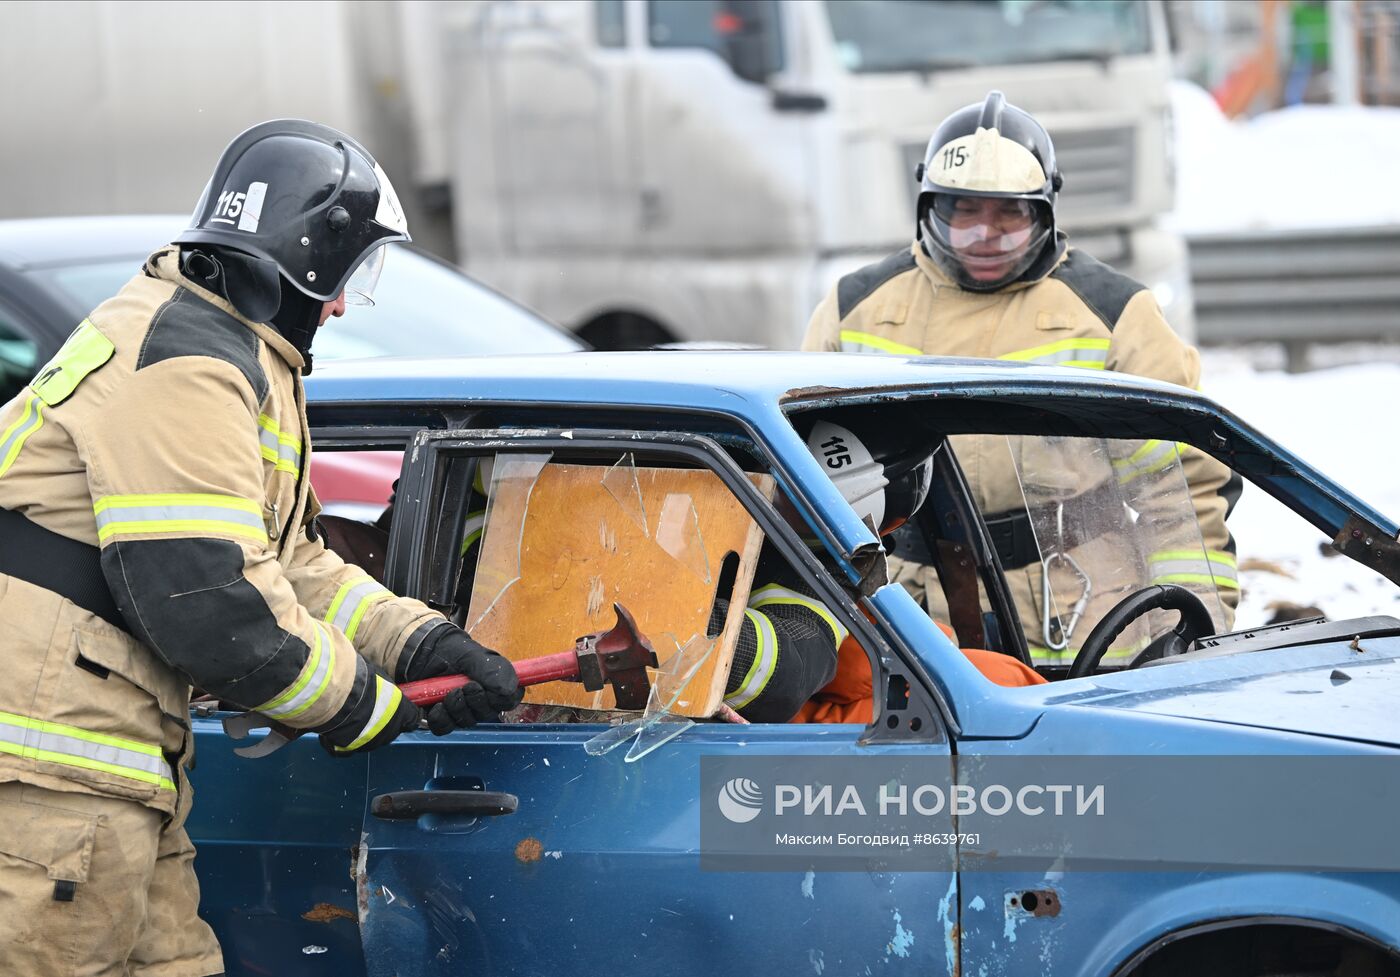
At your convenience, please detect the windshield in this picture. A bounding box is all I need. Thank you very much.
[823,0,1153,74]
[30,244,581,360]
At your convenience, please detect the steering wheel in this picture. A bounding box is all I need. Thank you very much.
[1067,585,1216,680]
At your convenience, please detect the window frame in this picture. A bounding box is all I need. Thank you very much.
[386,425,948,743]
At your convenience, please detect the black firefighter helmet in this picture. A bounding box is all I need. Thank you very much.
[915,91,1062,292]
[175,119,410,359]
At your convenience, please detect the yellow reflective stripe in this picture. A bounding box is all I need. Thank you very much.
[95,519,267,544]
[0,742,176,791]
[0,394,44,477]
[999,337,1110,369]
[93,492,268,544]
[326,578,393,640]
[346,593,390,643]
[725,609,779,710]
[257,413,303,452]
[1150,546,1241,590]
[337,677,403,752]
[257,413,303,474]
[254,622,335,720]
[1027,639,1145,664]
[1027,645,1069,665]
[749,584,848,647]
[0,709,162,756]
[1154,572,1241,590]
[93,493,262,515]
[1151,549,1238,568]
[0,709,175,790]
[459,510,487,557]
[838,330,923,356]
[1113,440,1190,484]
[260,445,299,475]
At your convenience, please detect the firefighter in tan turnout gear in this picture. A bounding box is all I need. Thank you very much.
[0,120,521,975]
[803,92,1241,668]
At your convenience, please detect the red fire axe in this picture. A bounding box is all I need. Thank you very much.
[223,603,657,758]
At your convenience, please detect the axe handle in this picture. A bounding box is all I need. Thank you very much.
[401,649,580,707]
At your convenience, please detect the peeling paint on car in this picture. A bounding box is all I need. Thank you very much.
[302,902,356,923]
[887,908,916,959]
[1003,893,1025,944]
[937,875,958,975]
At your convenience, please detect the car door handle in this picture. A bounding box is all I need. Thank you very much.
[370,790,518,820]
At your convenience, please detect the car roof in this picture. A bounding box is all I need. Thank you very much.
[0,215,182,268]
[306,349,1192,412]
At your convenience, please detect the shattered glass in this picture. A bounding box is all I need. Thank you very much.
[653,492,712,583]
[463,453,552,633]
[600,452,649,537]
[1006,435,1227,667]
[582,632,718,759]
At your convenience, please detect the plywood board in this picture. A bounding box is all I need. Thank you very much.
[466,459,773,716]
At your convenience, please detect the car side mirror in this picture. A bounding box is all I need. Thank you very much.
[719,0,782,84]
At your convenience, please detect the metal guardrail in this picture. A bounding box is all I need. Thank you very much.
[1188,225,1400,357]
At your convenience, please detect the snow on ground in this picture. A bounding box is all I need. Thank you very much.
[1199,350,1400,628]
[1168,80,1400,234]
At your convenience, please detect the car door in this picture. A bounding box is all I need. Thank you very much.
[355,425,958,977]
[185,721,373,975]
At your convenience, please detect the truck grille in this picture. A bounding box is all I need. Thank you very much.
[903,125,1136,229]
[1046,125,1136,224]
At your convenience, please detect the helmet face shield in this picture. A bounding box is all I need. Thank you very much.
[913,91,1063,291]
[344,244,386,306]
[921,193,1051,291]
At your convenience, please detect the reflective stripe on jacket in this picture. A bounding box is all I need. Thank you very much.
[803,243,1240,657]
[0,247,440,812]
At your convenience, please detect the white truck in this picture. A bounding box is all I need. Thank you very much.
[0,0,1189,349]
[439,0,1192,348]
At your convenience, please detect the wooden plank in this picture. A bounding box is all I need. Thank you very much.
[467,460,773,716]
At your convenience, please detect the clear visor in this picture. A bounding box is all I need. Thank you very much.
[345,245,387,307]
[923,195,1050,286]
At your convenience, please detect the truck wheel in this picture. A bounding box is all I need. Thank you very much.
[576,311,675,351]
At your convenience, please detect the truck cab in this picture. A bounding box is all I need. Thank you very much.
[446,0,1191,349]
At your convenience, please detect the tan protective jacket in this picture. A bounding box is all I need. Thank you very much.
[804,243,1240,659]
[0,247,441,813]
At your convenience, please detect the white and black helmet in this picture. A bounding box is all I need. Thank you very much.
[805,419,934,537]
[915,91,1063,292]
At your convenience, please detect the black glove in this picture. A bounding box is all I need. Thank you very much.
[402,624,523,735]
[318,676,423,756]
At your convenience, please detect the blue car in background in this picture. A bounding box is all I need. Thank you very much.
[188,352,1400,977]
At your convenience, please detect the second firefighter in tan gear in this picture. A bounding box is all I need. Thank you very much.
[803,91,1240,666]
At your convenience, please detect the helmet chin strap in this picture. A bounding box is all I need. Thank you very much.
[180,247,321,373]
[270,285,322,374]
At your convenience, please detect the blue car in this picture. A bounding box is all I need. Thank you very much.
[189,352,1400,977]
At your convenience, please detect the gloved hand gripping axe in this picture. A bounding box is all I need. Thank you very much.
[222,603,658,757]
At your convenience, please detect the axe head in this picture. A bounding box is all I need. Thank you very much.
[574,603,659,710]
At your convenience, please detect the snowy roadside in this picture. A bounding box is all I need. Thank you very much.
[1199,350,1400,628]
[1168,81,1400,235]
